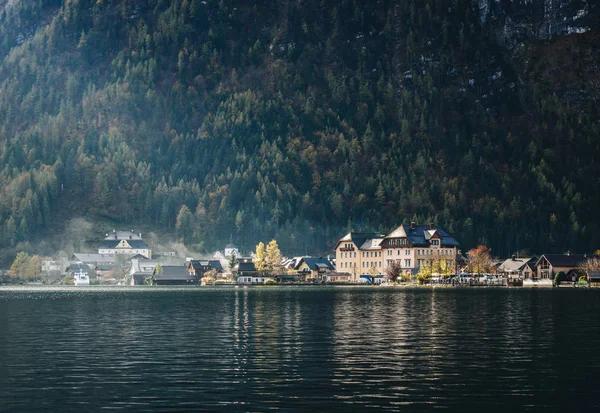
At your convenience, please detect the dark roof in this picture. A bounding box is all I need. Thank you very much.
[189,260,224,272]
[383,224,459,247]
[350,233,384,248]
[410,225,458,247]
[99,239,149,249]
[189,260,205,270]
[298,257,335,271]
[209,260,224,271]
[539,254,587,267]
[70,263,91,273]
[154,266,196,281]
[588,271,600,281]
[238,262,257,272]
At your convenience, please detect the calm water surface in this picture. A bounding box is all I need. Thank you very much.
[1,286,600,412]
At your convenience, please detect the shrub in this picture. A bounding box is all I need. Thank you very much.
[264,278,277,285]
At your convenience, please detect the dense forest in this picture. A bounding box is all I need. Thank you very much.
[0,0,598,264]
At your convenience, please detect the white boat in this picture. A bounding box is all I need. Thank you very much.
[73,270,90,286]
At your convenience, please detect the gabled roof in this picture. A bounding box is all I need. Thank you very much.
[298,257,335,271]
[385,225,407,239]
[189,259,224,272]
[360,238,383,250]
[384,224,459,247]
[210,260,224,271]
[130,259,160,274]
[498,257,533,272]
[154,265,196,281]
[334,232,385,250]
[538,254,588,268]
[99,239,149,249]
[282,256,308,269]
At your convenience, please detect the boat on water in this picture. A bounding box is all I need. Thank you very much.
[74,272,90,286]
[70,263,91,286]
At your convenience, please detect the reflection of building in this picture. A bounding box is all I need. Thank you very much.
[335,222,460,282]
[98,230,151,258]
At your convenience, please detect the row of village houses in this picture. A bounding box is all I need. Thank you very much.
[43,226,600,285]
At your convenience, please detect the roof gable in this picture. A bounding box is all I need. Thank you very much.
[298,257,335,271]
[538,254,587,268]
[385,225,407,239]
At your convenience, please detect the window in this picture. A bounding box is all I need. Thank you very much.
[404,259,411,267]
[406,250,410,256]
[354,252,356,258]
[432,240,440,246]
[418,259,424,267]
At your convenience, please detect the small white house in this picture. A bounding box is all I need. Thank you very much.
[237,275,270,285]
[224,243,239,258]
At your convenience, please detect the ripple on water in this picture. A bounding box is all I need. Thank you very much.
[1,287,600,412]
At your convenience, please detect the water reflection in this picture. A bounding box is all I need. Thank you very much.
[1,287,600,412]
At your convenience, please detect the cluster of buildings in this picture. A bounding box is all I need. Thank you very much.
[497,254,600,286]
[334,222,460,283]
[39,224,598,287]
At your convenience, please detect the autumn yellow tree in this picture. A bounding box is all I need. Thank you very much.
[416,261,432,284]
[9,252,30,279]
[254,242,266,271]
[466,245,494,275]
[265,240,282,274]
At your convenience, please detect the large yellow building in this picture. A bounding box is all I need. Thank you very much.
[334,223,459,282]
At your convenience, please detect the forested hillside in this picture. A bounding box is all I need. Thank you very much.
[0,0,599,264]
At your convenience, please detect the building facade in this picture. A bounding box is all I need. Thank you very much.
[98,230,151,258]
[334,223,459,282]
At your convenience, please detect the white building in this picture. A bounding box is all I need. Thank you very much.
[224,243,239,258]
[98,230,151,259]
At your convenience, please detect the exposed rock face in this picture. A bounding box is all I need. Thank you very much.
[473,0,598,47]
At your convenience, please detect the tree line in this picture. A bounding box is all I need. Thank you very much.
[0,0,599,266]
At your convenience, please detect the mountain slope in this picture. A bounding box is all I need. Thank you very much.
[0,0,599,264]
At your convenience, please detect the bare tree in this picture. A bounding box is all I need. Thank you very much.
[385,261,402,283]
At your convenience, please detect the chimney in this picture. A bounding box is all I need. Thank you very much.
[410,222,416,230]
[429,223,434,230]
[512,255,516,261]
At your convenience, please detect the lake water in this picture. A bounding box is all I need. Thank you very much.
[1,286,600,412]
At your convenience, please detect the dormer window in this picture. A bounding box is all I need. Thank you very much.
[431,240,440,246]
